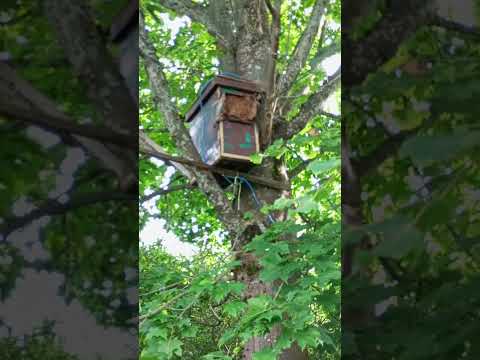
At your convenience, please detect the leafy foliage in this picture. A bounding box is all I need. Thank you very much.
[344,10,480,359]
[1,1,136,358]
[140,0,340,358]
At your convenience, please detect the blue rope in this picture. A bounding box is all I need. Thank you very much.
[223,175,275,224]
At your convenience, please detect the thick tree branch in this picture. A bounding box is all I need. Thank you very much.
[139,130,195,181]
[140,11,247,236]
[0,99,134,149]
[310,41,340,72]
[343,0,432,87]
[139,13,199,159]
[141,148,290,191]
[156,0,228,48]
[1,192,136,239]
[277,39,340,121]
[140,183,196,203]
[344,1,480,88]
[43,0,137,134]
[353,130,416,178]
[0,62,136,188]
[432,15,480,38]
[273,68,340,141]
[276,0,326,95]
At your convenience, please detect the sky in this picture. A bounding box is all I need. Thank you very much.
[2,127,136,360]
[140,14,341,257]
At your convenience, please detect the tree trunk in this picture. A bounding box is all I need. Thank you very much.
[141,1,331,357]
[214,2,310,358]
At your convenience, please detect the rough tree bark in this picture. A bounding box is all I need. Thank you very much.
[140,1,339,358]
[0,1,138,194]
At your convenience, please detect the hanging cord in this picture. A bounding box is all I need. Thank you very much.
[223,175,276,224]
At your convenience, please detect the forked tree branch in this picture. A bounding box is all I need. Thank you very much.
[0,62,136,187]
[273,68,340,141]
[156,0,228,48]
[0,90,134,149]
[140,11,247,236]
[278,40,340,120]
[276,0,326,96]
[139,130,195,181]
[140,12,199,159]
[43,0,137,134]
[343,1,480,88]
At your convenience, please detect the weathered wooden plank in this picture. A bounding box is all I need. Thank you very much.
[221,121,259,159]
[185,75,261,122]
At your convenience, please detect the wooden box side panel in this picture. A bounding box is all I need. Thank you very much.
[220,121,259,161]
[188,90,223,165]
[185,76,262,122]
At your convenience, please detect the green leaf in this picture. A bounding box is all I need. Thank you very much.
[307,158,340,175]
[202,351,233,360]
[223,300,247,317]
[157,338,183,357]
[243,211,254,220]
[183,324,199,338]
[365,215,423,259]
[265,139,286,158]
[399,129,480,166]
[213,282,245,303]
[296,196,318,213]
[272,197,295,210]
[145,327,168,341]
[218,329,237,346]
[250,153,263,164]
[296,328,321,350]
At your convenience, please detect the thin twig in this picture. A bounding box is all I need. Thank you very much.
[209,303,223,321]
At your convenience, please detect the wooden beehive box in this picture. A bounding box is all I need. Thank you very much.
[185,75,263,170]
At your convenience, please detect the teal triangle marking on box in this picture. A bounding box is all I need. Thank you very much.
[239,131,253,149]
